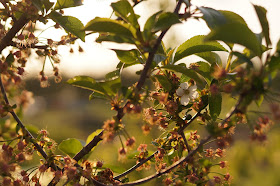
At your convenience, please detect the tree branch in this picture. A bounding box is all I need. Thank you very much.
[114,151,158,180]
[73,130,103,162]
[118,136,211,186]
[0,14,59,170]
[0,15,29,53]
[136,0,184,90]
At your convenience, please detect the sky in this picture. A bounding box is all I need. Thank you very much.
[25,0,280,78]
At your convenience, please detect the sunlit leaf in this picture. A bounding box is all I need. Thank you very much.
[54,0,83,10]
[58,138,83,157]
[174,35,227,62]
[195,52,222,66]
[113,49,141,64]
[206,23,262,56]
[49,11,85,41]
[111,0,139,29]
[84,17,134,38]
[253,5,271,46]
[153,12,181,32]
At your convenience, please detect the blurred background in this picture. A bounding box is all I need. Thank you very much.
[19,0,280,185]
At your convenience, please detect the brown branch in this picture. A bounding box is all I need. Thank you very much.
[114,151,158,180]
[0,76,59,170]
[118,136,211,186]
[0,14,59,170]
[0,15,29,53]
[73,130,103,162]
[136,0,184,90]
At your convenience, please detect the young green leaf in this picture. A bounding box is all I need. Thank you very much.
[84,17,135,38]
[219,10,247,26]
[111,0,140,29]
[153,12,181,32]
[253,5,271,46]
[54,0,83,10]
[67,76,106,95]
[96,34,135,44]
[174,35,227,62]
[198,7,226,29]
[113,49,141,64]
[195,52,222,66]
[206,23,262,57]
[143,11,162,40]
[199,7,247,30]
[58,138,83,157]
[49,11,85,41]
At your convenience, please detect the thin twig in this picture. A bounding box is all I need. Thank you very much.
[136,0,184,90]
[118,136,211,186]
[114,151,158,180]
[73,130,103,162]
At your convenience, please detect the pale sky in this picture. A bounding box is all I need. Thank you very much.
[24,0,280,78]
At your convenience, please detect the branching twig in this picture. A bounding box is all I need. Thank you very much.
[117,136,211,186]
[114,151,158,180]
[0,14,58,170]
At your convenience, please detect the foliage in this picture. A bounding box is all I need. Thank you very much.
[0,0,279,185]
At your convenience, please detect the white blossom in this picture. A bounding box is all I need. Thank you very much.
[176,82,198,106]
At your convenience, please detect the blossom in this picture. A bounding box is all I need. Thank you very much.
[176,82,198,106]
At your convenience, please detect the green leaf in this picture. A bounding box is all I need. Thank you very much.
[199,7,247,30]
[49,11,85,41]
[253,5,271,46]
[208,80,222,121]
[113,49,141,64]
[5,53,14,65]
[42,0,54,12]
[85,17,135,38]
[268,56,280,72]
[255,94,264,107]
[58,138,83,157]
[219,10,247,26]
[231,49,254,69]
[96,34,135,44]
[86,129,103,151]
[67,76,106,95]
[195,52,222,66]
[154,75,172,91]
[143,11,162,40]
[198,7,226,29]
[105,70,120,81]
[192,61,212,84]
[54,0,83,10]
[153,12,181,32]
[206,23,262,56]
[174,35,227,62]
[111,0,139,29]
[162,64,203,84]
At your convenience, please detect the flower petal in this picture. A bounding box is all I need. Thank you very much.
[188,84,197,92]
[180,95,190,106]
[176,87,184,96]
[190,91,199,99]
[180,82,189,90]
